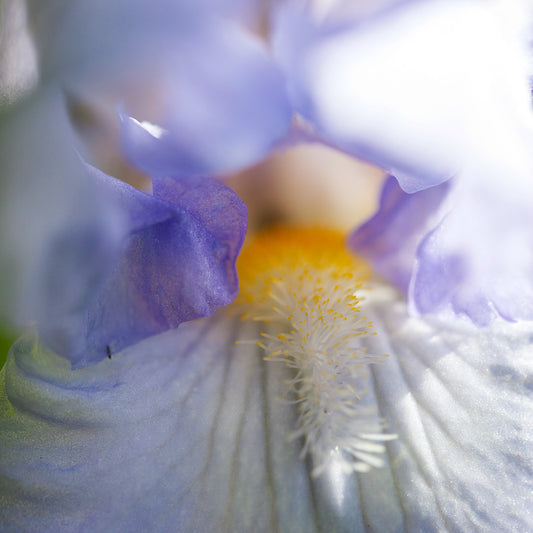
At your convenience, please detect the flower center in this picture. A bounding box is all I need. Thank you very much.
[236,226,395,477]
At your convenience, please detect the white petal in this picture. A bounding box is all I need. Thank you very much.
[1,296,531,531]
[0,317,318,532]
[363,294,533,531]
[274,0,533,191]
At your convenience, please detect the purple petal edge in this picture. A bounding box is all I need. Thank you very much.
[349,176,449,292]
[351,173,533,326]
[68,169,247,368]
[411,209,533,326]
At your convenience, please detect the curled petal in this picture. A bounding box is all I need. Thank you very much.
[26,2,291,179]
[70,170,247,368]
[278,0,533,324]
[349,175,449,292]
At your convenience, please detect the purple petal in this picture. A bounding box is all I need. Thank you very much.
[349,175,449,292]
[67,170,247,368]
[119,19,292,177]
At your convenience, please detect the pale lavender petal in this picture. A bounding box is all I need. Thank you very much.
[273,0,533,191]
[0,90,122,351]
[26,3,290,179]
[27,1,219,85]
[351,167,533,325]
[410,170,533,324]
[119,20,292,177]
[277,0,533,324]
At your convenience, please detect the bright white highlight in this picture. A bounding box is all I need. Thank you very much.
[137,119,166,139]
[278,0,533,190]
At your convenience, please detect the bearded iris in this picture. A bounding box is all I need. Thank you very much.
[1,1,533,532]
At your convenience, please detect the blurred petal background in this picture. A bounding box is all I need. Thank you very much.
[1,0,532,531]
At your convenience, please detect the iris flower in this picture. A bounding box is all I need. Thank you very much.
[1,1,532,531]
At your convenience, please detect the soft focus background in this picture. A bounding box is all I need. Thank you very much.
[1,0,36,367]
[1,1,533,531]
[0,0,386,370]
[0,0,37,105]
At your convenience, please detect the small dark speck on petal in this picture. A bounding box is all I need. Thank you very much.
[489,364,518,380]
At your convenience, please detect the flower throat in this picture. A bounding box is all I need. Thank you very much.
[236,226,395,477]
